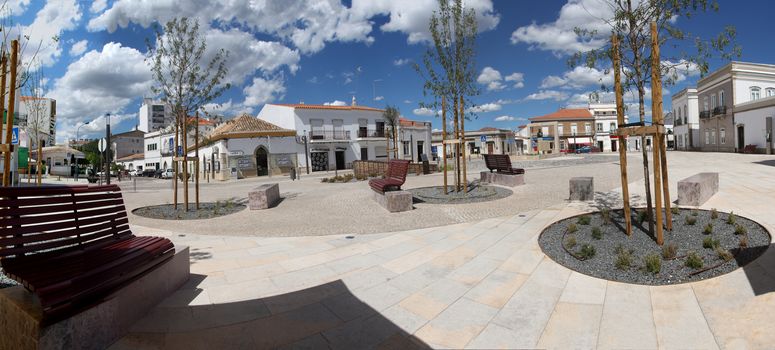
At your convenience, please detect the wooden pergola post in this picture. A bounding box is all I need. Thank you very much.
[650,21,672,236]
[2,41,19,187]
[459,95,467,192]
[0,51,7,185]
[612,34,632,236]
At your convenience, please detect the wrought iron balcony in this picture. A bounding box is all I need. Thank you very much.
[309,129,351,141]
[356,128,387,138]
[699,110,711,119]
[713,105,727,116]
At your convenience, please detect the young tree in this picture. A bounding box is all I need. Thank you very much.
[414,0,480,192]
[569,0,739,233]
[383,106,400,159]
[146,17,230,211]
[21,61,47,185]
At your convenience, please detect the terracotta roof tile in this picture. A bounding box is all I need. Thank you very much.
[529,108,593,122]
[210,114,295,137]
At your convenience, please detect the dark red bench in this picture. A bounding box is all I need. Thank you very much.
[0,185,174,324]
[483,154,525,175]
[369,159,411,193]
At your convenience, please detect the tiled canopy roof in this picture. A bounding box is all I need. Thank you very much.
[529,108,593,122]
[210,114,296,139]
[116,153,145,162]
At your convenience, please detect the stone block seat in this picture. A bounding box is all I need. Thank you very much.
[249,183,280,210]
[677,172,719,206]
[0,185,189,349]
[569,177,594,201]
[481,154,525,187]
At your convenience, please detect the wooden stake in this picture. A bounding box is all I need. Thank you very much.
[452,96,460,192]
[195,112,200,210]
[3,41,19,187]
[612,34,632,236]
[173,112,179,210]
[0,52,6,186]
[650,22,664,245]
[183,113,189,211]
[459,95,467,192]
[442,96,448,194]
[37,143,42,186]
[659,130,672,230]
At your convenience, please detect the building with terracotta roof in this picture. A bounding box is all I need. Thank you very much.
[431,127,518,156]
[256,99,432,171]
[528,108,594,153]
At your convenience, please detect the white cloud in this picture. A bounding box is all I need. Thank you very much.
[505,72,525,88]
[468,102,502,113]
[324,100,348,106]
[403,99,412,104]
[413,107,437,116]
[17,0,82,67]
[49,42,153,142]
[202,99,254,116]
[540,66,613,89]
[393,58,410,66]
[374,96,384,101]
[495,115,517,122]
[4,0,31,15]
[69,40,88,57]
[511,0,612,56]
[90,0,107,13]
[477,67,524,91]
[524,90,569,101]
[243,77,286,107]
[662,59,701,83]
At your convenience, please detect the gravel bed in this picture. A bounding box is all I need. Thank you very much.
[539,208,771,285]
[1,269,17,289]
[132,201,246,220]
[409,184,512,204]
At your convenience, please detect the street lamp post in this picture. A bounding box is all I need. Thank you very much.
[75,121,89,181]
[302,130,309,174]
[105,113,111,185]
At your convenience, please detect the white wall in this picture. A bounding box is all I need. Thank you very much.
[735,106,773,149]
[256,104,299,130]
[734,79,775,105]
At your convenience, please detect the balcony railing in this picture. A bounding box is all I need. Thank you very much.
[356,128,387,138]
[699,110,711,119]
[533,131,595,138]
[713,105,727,116]
[309,129,351,141]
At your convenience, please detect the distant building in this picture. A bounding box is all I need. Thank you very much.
[18,96,56,146]
[111,129,145,159]
[671,88,699,151]
[138,98,172,133]
[732,96,774,154]
[431,127,516,157]
[588,102,624,152]
[528,108,595,153]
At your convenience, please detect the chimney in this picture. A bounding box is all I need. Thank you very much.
[351,95,357,106]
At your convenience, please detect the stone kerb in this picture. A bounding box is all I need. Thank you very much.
[249,183,280,210]
[372,190,413,212]
[569,177,594,201]
[480,171,525,187]
[0,246,190,350]
[677,172,719,206]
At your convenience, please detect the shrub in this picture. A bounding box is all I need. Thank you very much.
[734,224,748,235]
[685,216,697,225]
[662,243,677,259]
[716,247,733,262]
[600,208,611,225]
[321,177,329,183]
[670,205,680,215]
[567,223,578,234]
[637,209,648,224]
[644,253,661,274]
[577,215,591,225]
[726,212,736,225]
[615,249,633,270]
[354,173,367,181]
[702,236,720,249]
[691,209,699,216]
[710,208,718,219]
[368,171,379,178]
[343,174,354,182]
[334,175,344,182]
[578,244,596,259]
[740,234,749,248]
[565,235,577,249]
[703,223,713,235]
[591,226,603,240]
[685,251,704,269]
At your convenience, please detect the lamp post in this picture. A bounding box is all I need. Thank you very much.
[105,113,111,185]
[302,130,309,174]
[75,121,89,181]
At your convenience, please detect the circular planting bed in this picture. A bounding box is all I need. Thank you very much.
[133,201,246,220]
[409,184,512,204]
[539,208,771,285]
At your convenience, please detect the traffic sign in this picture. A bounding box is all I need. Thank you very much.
[98,138,107,152]
[480,135,487,142]
[11,127,18,145]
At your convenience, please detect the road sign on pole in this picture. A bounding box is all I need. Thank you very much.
[11,127,18,145]
[480,135,486,143]
[98,138,107,152]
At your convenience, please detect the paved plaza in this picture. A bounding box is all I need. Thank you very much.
[104,152,775,349]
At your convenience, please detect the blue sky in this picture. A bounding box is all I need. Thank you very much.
[8,0,774,142]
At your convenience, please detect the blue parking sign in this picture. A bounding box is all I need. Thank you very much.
[11,127,19,145]
[480,135,486,142]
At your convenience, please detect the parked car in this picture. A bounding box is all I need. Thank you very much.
[142,169,156,177]
[154,169,164,178]
[575,146,592,154]
[128,169,138,177]
[161,169,174,179]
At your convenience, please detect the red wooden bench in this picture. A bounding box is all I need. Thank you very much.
[483,154,525,175]
[0,185,175,324]
[369,159,411,193]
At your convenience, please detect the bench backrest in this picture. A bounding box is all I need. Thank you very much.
[0,185,132,260]
[483,154,498,171]
[386,159,411,184]
[494,154,513,170]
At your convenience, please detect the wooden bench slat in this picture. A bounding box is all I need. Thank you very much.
[0,198,125,217]
[0,220,130,257]
[0,211,127,239]
[0,205,125,228]
[0,192,123,207]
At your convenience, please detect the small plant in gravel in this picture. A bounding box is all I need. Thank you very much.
[710,208,718,219]
[321,177,329,183]
[662,243,677,259]
[644,253,661,274]
[614,245,634,270]
[591,226,603,240]
[685,216,697,225]
[671,205,680,215]
[702,236,720,249]
[578,244,596,259]
[225,200,234,209]
[691,209,699,216]
[567,223,578,233]
[637,209,648,224]
[214,201,220,215]
[368,171,379,178]
[726,212,737,225]
[702,223,714,235]
[715,247,734,262]
[740,234,749,248]
[565,235,577,249]
[735,224,748,235]
[334,175,344,182]
[600,208,611,225]
[355,173,367,181]
[343,174,354,182]
[685,251,704,269]
[577,215,591,225]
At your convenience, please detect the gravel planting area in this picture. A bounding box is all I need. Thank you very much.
[409,184,512,204]
[1,270,16,289]
[133,201,246,220]
[539,208,771,285]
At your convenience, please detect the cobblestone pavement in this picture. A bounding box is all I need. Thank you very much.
[113,151,775,349]
[117,153,646,237]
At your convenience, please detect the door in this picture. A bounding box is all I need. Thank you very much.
[256,147,268,176]
[487,142,494,154]
[611,139,617,152]
[737,125,745,152]
[360,147,368,161]
[335,151,345,170]
[597,141,604,151]
[416,141,424,161]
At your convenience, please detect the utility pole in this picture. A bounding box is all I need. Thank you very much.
[105,113,111,185]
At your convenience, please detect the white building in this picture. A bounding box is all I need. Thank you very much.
[18,96,56,146]
[589,102,622,152]
[671,88,699,151]
[141,116,216,172]
[732,96,774,154]
[256,101,432,172]
[138,98,172,133]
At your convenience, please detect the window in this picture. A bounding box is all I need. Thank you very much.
[705,129,710,145]
[683,105,688,122]
[596,123,603,131]
[558,125,564,135]
[720,128,726,144]
[703,97,708,111]
[719,90,725,106]
[584,123,591,133]
[571,123,578,135]
[147,143,157,151]
[711,128,716,144]
[711,94,716,109]
[310,119,324,139]
[677,108,681,120]
[610,122,617,130]
[402,141,410,155]
[751,86,761,101]
[767,88,775,97]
